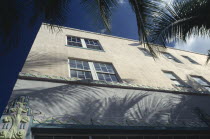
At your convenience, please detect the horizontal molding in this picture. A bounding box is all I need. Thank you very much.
[18,72,210,96]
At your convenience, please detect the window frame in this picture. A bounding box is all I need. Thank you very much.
[66,35,83,48]
[182,55,199,64]
[163,71,189,87]
[68,59,121,83]
[162,52,182,63]
[66,35,104,51]
[68,59,93,80]
[84,38,103,51]
[138,48,152,57]
[190,75,210,91]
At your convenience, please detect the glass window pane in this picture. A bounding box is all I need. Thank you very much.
[90,41,94,45]
[94,41,99,45]
[100,63,106,67]
[163,53,172,59]
[70,70,77,78]
[163,53,181,63]
[70,60,76,68]
[70,60,90,70]
[139,48,151,56]
[72,37,76,42]
[111,75,118,82]
[78,71,85,79]
[172,80,182,85]
[164,72,176,79]
[97,73,105,81]
[77,63,83,69]
[85,71,93,79]
[67,36,82,47]
[84,39,101,50]
[204,87,210,91]
[106,65,115,73]
[182,56,198,64]
[77,61,82,68]
[94,62,118,82]
[83,61,90,70]
[94,63,101,71]
[101,67,108,72]
[94,63,115,74]
[105,74,112,82]
[192,77,209,85]
[71,70,92,80]
[87,45,101,50]
[76,38,81,43]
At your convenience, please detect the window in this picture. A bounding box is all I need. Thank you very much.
[139,48,151,56]
[191,76,210,91]
[163,71,186,87]
[67,36,82,47]
[84,39,102,50]
[162,52,182,63]
[69,59,93,80]
[182,55,199,64]
[69,59,119,82]
[67,36,103,50]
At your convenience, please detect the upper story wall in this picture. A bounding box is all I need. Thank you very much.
[22,24,210,89]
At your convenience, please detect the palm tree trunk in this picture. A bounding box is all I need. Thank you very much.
[0,4,43,117]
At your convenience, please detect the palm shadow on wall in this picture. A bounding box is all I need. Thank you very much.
[12,82,210,127]
[185,75,210,93]
[21,50,65,74]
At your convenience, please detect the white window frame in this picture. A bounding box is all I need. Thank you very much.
[138,48,151,56]
[84,38,103,50]
[163,71,188,87]
[191,75,210,91]
[68,59,120,82]
[66,35,103,50]
[69,59,93,80]
[162,52,182,63]
[182,55,199,64]
[66,36,83,47]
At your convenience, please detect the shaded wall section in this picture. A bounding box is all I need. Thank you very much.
[1,79,208,128]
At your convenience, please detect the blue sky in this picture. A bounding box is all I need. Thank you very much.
[62,0,210,55]
[64,0,139,40]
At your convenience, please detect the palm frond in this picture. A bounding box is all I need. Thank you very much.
[0,1,25,55]
[0,0,71,55]
[129,0,164,57]
[32,0,71,33]
[206,50,210,64]
[150,0,210,45]
[81,0,118,31]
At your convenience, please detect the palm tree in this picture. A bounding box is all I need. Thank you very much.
[0,0,162,117]
[149,0,210,57]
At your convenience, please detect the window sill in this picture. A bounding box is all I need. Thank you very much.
[66,45,105,52]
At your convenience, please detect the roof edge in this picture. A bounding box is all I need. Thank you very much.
[42,23,207,56]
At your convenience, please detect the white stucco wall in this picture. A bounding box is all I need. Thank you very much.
[21,25,210,89]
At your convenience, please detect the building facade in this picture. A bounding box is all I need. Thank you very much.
[1,24,210,139]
